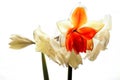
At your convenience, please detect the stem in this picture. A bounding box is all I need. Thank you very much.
[42,53,49,80]
[68,65,72,80]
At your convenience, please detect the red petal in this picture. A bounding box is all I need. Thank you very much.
[66,28,74,51]
[66,30,87,54]
[77,27,97,40]
[72,32,87,54]
[66,34,73,51]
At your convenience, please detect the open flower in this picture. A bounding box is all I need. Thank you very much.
[9,4,111,69]
[33,5,111,68]
[57,5,111,65]
[57,6,104,54]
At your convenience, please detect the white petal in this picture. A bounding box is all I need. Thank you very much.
[56,20,73,34]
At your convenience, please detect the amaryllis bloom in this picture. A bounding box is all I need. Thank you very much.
[36,4,111,68]
[57,6,104,54]
[57,4,111,66]
[9,4,111,69]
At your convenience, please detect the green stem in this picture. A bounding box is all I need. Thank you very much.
[42,53,49,80]
[68,65,72,80]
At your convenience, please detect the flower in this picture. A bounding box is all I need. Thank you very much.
[33,5,111,68]
[9,4,111,69]
[57,4,111,65]
[57,5,104,54]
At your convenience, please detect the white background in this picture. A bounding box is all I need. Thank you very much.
[0,0,120,80]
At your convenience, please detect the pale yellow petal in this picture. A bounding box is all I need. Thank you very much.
[9,35,34,49]
[68,52,82,68]
[81,20,104,32]
[56,20,73,34]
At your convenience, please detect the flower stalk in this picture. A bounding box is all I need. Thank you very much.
[68,65,72,80]
[42,53,49,80]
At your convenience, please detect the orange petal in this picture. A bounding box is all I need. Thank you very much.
[77,27,97,40]
[71,7,87,28]
[87,39,93,50]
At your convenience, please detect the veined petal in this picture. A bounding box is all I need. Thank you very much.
[82,15,111,32]
[77,27,97,40]
[81,21,104,32]
[70,7,87,27]
[56,20,73,34]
